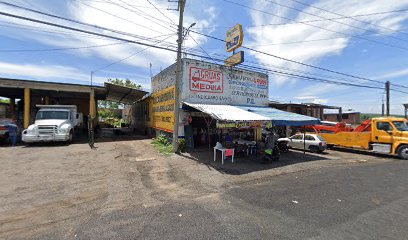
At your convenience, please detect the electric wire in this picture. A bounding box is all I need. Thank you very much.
[91,34,176,73]
[189,29,408,90]
[287,0,408,37]
[0,1,175,44]
[263,0,408,43]
[74,0,170,35]
[194,8,408,29]
[222,0,408,52]
[1,5,407,95]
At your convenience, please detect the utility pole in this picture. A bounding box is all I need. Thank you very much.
[173,0,186,152]
[386,81,390,116]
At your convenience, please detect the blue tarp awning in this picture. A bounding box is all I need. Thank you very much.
[237,106,321,126]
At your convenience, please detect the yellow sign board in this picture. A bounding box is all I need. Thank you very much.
[151,86,175,132]
[226,24,243,52]
[225,51,244,66]
[216,121,262,129]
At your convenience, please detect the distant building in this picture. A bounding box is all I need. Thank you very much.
[324,110,360,125]
[268,102,340,120]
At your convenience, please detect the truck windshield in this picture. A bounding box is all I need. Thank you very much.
[36,111,69,120]
[393,121,408,131]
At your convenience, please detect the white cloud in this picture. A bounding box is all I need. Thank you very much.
[374,68,408,80]
[0,61,89,81]
[247,0,408,86]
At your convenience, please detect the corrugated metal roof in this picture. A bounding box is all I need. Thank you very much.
[238,106,321,126]
[183,102,321,126]
[105,82,148,104]
[183,102,270,121]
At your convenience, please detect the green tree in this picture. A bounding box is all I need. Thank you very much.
[0,98,10,104]
[98,78,142,109]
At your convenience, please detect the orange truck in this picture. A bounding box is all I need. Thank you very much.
[309,117,408,159]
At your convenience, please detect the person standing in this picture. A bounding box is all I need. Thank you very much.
[6,123,17,146]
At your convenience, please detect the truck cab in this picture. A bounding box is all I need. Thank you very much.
[371,117,408,159]
[22,105,82,143]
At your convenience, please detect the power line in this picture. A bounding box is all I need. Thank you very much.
[0,32,177,52]
[76,0,168,9]
[92,34,176,73]
[287,0,408,37]
[222,0,408,51]
[0,10,181,53]
[74,0,170,35]
[0,41,128,52]
[1,5,406,95]
[0,1,174,44]
[189,30,386,85]
[145,0,176,25]
[105,0,177,32]
[263,0,408,44]
[193,8,408,29]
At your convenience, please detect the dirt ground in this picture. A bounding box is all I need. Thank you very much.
[0,136,394,239]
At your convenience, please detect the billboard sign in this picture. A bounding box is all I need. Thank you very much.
[182,59,268,106]
[226,24,243,52]
[151,86,175,132]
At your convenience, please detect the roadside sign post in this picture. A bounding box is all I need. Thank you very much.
[225,24,244,67]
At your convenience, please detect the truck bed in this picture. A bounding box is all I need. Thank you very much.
[320,132,371,149]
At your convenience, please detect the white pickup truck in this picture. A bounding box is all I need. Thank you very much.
[22,105,82,143]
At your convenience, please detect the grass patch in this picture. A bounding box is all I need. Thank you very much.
[152,134,173,156]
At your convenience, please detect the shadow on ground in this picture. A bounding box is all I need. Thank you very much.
[330,146,399,160]
[3,128,150,148]
[179,148,332,175]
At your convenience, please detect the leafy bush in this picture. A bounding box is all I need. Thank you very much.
[154,134,170,145]
[152,134,173,156]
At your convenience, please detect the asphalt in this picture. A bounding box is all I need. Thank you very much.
[1,139,408,240]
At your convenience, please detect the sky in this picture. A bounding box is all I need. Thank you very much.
[0,0,408,114]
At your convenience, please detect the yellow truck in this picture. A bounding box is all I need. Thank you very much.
[317,117,408,159]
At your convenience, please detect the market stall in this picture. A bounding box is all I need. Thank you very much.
[183,102,322,162]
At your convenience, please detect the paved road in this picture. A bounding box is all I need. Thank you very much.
[1,139,407,239]
[226,161,408,240]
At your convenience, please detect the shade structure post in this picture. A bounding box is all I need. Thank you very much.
[303,126,306,155]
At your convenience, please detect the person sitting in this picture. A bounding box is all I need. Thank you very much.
[224,132,233,143]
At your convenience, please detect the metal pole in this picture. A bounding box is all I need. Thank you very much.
[173,0,186,152]
[386,81,390,116]
[303,126,306,155]
[381,92,385,116]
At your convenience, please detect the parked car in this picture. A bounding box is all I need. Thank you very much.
[0,118,20,143]
[278,133,327,153]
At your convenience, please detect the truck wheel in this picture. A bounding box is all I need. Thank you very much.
[68,130,73,144]
[397,145,408,160]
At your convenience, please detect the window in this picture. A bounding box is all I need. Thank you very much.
[376,122,393,131]
[291,134,303,140]
[316,135,325,141]
[342,114,349,119]
[305,135,315,141]
[393,121,408,131]
[36,111,69,120]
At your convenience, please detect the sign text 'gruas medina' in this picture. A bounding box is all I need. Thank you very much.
[189,67,224,93]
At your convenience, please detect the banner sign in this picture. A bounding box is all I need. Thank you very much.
[225,51,244,67]
[182,59,269,106]
[226,24,243,52]
[151,86,175,132]
[216,121,263,129]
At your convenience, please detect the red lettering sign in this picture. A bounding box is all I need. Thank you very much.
[189,67,223,93]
